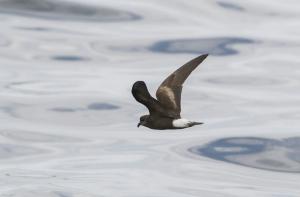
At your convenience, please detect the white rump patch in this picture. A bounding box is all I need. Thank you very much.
[172,118,191,128]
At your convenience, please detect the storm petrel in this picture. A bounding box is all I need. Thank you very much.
[131,54,208,130]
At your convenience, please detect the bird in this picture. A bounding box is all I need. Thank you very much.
[131,54,208,130]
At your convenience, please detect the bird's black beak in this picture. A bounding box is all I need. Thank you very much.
[137,122,141,127]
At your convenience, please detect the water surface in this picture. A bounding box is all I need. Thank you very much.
[0,0,300,196]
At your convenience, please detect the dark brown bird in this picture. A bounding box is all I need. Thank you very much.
[132,54,208,130]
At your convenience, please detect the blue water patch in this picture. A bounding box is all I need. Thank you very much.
[16,26,51,31]
[0,129,85,143]
[50,102,120,112]
[149,37,254,56]
[53,191,72,197]
[0,143,46,159]
[205,75,284,86]
[51,55,89,62]
[189,137,300,172]
[51,107,79,112]
[0,0,141,22]
[217,1,245,11]
[87,102,120,110]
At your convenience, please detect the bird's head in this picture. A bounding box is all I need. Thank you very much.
[137,115,149,128]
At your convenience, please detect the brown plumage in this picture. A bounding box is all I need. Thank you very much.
[132,54,208,130]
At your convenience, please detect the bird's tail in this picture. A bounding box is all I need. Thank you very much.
[188,121,204,127]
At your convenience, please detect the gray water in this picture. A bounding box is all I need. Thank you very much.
[0,0,300,196]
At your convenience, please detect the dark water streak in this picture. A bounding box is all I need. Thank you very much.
[217,1,245,11]
[0,0,141,22]
[149,37,254,56]
[51,102,120,112]
[189,137,300,172]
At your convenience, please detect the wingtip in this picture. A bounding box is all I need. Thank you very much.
[202,53,209,58]
[193,54,208,62]
[132,81,146,89]
[191,53,208,65]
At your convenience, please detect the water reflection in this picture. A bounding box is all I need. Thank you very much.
[51,55,89,62]
[51,107,79,112]
[217,1,245,11]
[0,143,47,159]
[205,75,284,86]
[0,0,299,195]
[0,0,141,22]
[189,137,300,172]
[0,188,101,197]
[15,26,51,31]
[149,37,254,56]
[51,102,120,112]
[0,130,84,143]
[0,35,11,47]
[87,102,119,110]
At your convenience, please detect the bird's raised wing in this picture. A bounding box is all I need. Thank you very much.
[156,54,208,118]
[132,81,166,116]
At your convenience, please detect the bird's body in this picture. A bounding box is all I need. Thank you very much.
[141,115,174,130]
[132,54,208,130]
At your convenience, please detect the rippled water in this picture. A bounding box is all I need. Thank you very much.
[0,0,300,196]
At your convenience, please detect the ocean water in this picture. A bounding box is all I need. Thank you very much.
[0,0,300,196]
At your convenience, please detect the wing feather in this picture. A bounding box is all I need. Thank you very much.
[156,54,208,117]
